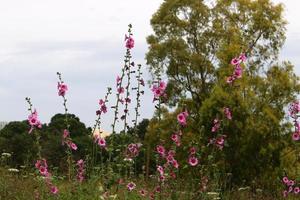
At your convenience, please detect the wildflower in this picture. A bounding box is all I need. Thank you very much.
[189,147,196,155]
[292,132,300,141]
[288,180,295,186]
[177,112,187,126]
[97,137,106,148]
[125,36,134,49]
[116,76,121,84]
[127,143,141,157]
[151,81,167,100]
[156,145,165,157]
[76,159,85,183]
[57,82,68,96]
[294,187,300,194]
[227,53,246,84]
[50,186,58,194]
[171,134,180,146]
[98,99,108,114]
[289,101,300,119]
[139,189,147,197]
[117,87,124,94]
[70,142,78,151]
[157,165,164,176]
[172,159,179,169]
[283,190,288,197]
[282,176,289,184]
[188,156,199,167]
[155,186,161,193]
[226,76,235,84]
[127,182,136,191]
[215,135,226,150]
[211,119,220,133]
[223,107,232,120]
[28,109,42,133]
[63,129,69,138]
[140,78,145,86]
[7,168,19,173]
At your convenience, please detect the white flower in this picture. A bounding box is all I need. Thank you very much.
[8,168,19,173]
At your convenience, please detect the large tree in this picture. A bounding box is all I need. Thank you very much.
[146,0,300,189]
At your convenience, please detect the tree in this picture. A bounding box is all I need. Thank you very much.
[0,121,37,167]
[146,0,300,190]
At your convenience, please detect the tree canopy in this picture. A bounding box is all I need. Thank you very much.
[146,0,300,189]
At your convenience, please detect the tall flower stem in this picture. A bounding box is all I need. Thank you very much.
[57,72,73,181]
[25,97,42,159]
[91,87,112,173]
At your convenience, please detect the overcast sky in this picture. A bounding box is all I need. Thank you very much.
[0,0,299,132]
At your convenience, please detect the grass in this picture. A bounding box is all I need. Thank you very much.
[0,167,299,200]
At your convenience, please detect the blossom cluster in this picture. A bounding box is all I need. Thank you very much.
[28,109,42,134]
[151,81,167,101]
[127,143,141,158]
[282,176,299,197]
[226,53,246,84]
[35,159,58,195]
[57,82,68,97]
[188,147,199,167]
[62,129,77,151]
[96,99,108,115]
[289,101,300,141]
[76,159,85,183]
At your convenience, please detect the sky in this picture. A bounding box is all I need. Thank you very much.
[0,0,299,132]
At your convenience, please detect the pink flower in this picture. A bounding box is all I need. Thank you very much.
[292,132,300,141]
[172,160,179,169]
[28,109,42,133]
[140,79,145,86]
[294,187,300,194]
[127,182,136,191]
[63,129,69,138]
[97,138,106,148]
[231,58,240,65]
[177,112,187,126]
[118,87,124,94]
[171,134,180,143]
[125,36,134,49]
[39,166,48,176]
[215,135,226,150]
[155,186,161,193]
[76,159,85,183]
[288,180,295,186]
[127,143,140,157]
[239,53,247,62]
[282,176,289,184]
[57,82,68,96]
[283,190,288,197]
[50,186,58,194]
[211,119,220,132]
[227,53,246,84]
[226,76,235,84]
[156,145,165,157]
[159,81,167,91]
[224,107,232,120]
[70,142,78,151]
[151,81,167,100]
[116,76,121,84]
[139,189,147,197]
[189,147,196,155]
[157,165,164,176]
[289,101,300,118]
[188,156,199,167]
[234,65,243,78]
